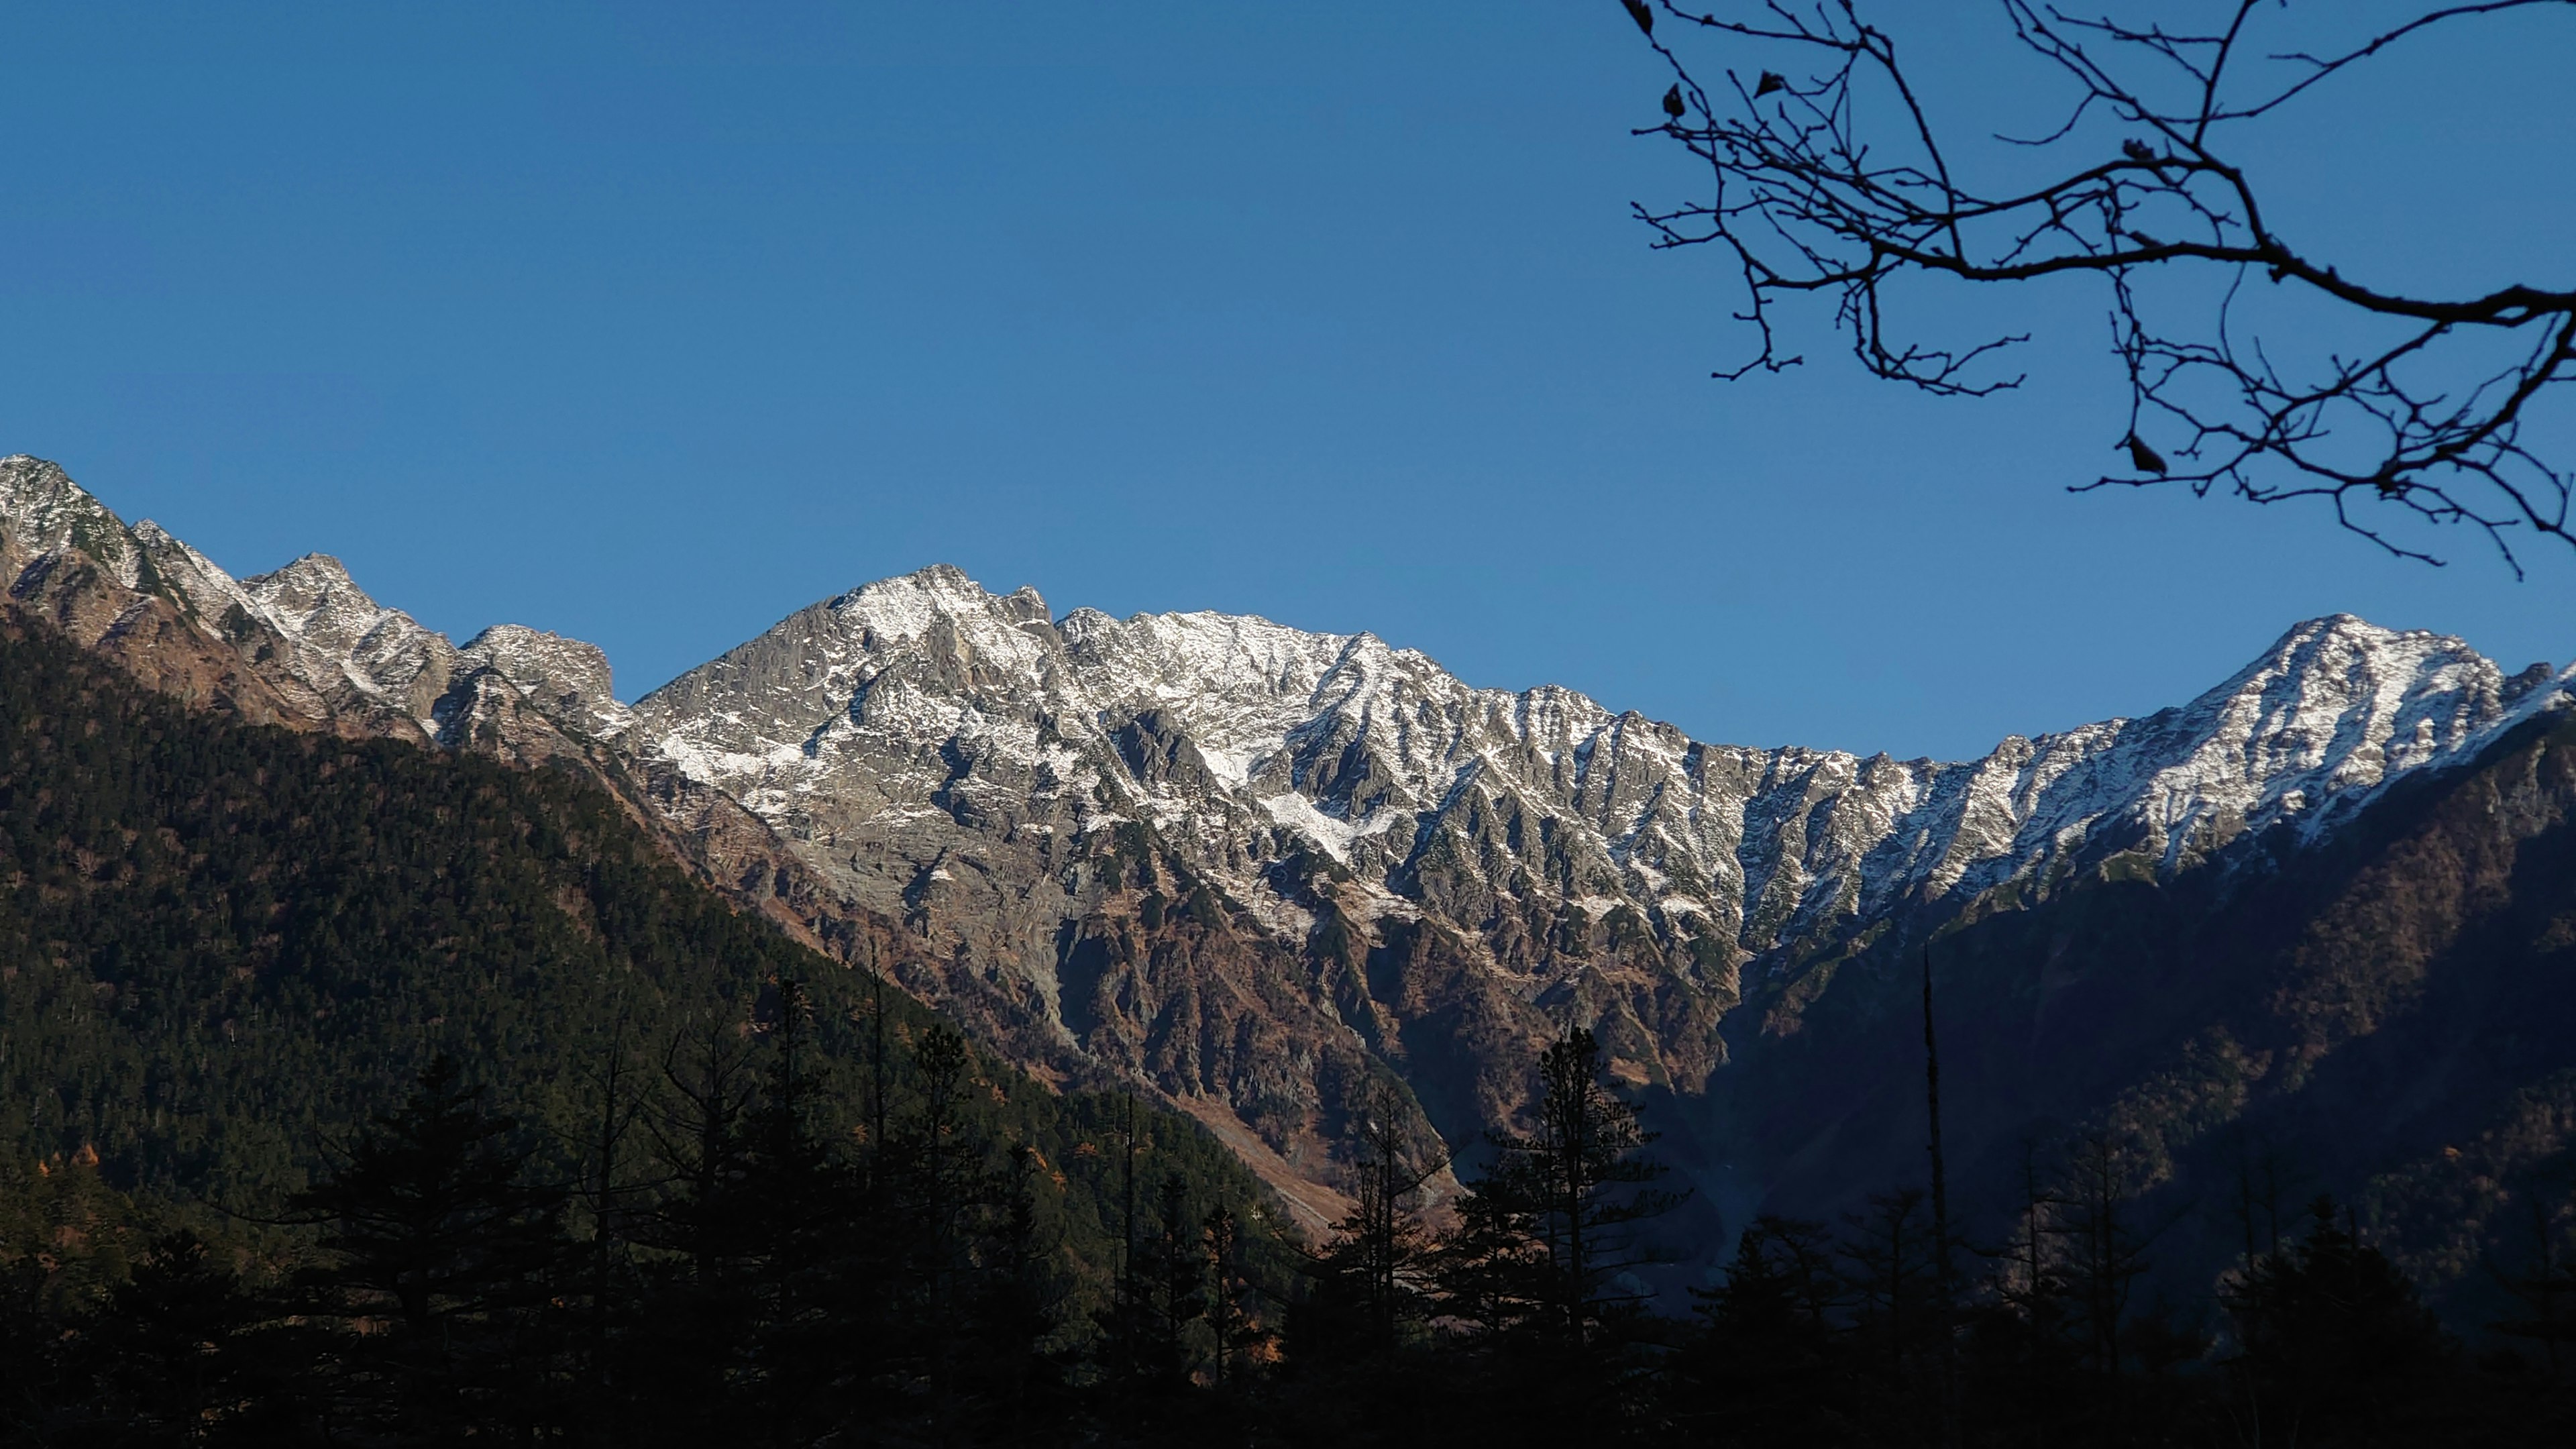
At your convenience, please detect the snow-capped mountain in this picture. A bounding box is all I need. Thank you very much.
[621,562,2567,1024]
[10,453,2572,1218]
[585,560,2567,1201]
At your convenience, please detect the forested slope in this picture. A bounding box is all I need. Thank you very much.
[0,620,1276,1273]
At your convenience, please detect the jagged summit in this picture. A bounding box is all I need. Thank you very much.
[250,550,364,588]
[1,455,142,586]
[462,625,625,733]
[0,456,626,751]
[627,561,2568,1034]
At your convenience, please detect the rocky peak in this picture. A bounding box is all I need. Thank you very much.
[2506,659,2559,701]
[241,554,395,651]
[224,555,454,729]
[459,625,629,737]
[2101,614,2540,869]
[3,459,648,754]
[0,455,141,588]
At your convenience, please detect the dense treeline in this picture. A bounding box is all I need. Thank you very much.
[15,1016,2576,1445]
[2,1015,1289,1444]
[1277,1029,2566,1448]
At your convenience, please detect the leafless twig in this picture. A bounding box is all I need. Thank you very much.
[1627,0,2575,571]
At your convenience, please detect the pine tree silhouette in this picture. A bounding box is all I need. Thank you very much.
[2224,1196,2455,1445]
[286,1055,571,1444]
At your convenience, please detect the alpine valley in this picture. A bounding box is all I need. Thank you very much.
[10,453,2576,1318]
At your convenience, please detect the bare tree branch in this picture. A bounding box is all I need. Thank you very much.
[1629,0,2576,571]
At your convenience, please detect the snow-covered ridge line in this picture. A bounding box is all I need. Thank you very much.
[626,563,2572,980]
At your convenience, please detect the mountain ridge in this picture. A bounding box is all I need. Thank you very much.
[9,453,2574,1244]
[612,555,2571,985]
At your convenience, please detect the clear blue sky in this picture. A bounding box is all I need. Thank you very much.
[3,2,2569,761]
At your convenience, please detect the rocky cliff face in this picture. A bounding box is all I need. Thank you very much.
[10,453,2573,1236]
[606,561,2572,1201]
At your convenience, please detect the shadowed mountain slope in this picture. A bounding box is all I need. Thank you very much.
[1652,706,2576,1313]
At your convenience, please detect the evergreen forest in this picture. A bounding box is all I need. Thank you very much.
[4,623,2574,1446]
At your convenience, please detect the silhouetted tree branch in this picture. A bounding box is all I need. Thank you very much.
[1625,0,2576,571]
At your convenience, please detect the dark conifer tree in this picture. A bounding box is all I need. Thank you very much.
[1841,1187,1940,1415]
[963,1142,1067,1423]
[1966,1142,2083,1444]
[566,1026,649,1442]
[2223,1197,2456,1446]
[627,1015,765,1443]
[1458,1025,1681,1352]
[78,1230,291,1446]
[1154,1171,1208,1387]
[2492,1163,2576,1377]
[735,979,873,1444]
[1204,1202,1260,1391]
[1920,946,1961,1449]
[1096,1091,1165,1399]
[2052,1132,2153,1381]
[0,1250,62,1439]
[1295,1087,1440,1366]
[892,1019,987,1428]
[1428,1169,1550,1348]
[1670,1216,1852,1445]
[1427,1024,1680,1447]
[286,1055,572,1445]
